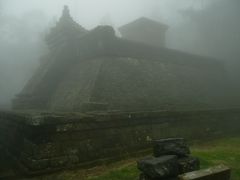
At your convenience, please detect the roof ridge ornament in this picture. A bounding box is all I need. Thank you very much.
[62,5,70,18]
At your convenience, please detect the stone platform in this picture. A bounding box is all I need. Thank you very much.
[0,108,240,175]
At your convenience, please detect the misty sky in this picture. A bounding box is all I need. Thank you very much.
[2,0,211,28]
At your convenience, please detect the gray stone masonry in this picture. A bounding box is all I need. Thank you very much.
[178,165,231,180]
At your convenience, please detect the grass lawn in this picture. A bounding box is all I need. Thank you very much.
[88,137,240,180]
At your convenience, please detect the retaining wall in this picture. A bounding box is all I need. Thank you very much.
[0,109,240,175]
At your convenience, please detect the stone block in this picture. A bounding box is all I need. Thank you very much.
[139,173,179,180]
[137,155,179,179]
[153,138,190,158]
[178,156,200,174]
[50,156,68,168]
[68,155,79,164]
[178,165,231,180]
[21,157,49,171]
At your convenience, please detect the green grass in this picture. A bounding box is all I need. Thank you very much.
[88,162,139,180]
[88,137,240,180]
[192,137,240,180]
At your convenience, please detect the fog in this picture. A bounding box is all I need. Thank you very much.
[0,0,239,109]
[168,0,240,78]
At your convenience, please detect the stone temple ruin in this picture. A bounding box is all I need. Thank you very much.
[0,6,239,178]
[13,5,232,112]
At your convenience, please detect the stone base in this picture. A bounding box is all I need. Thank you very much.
[1,109,240,176]
[178,156,200,174]
[137,155,179,179]
[139,173,179,180]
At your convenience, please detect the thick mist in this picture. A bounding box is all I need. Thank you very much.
[168,0,240,80]
[0,0,239,109]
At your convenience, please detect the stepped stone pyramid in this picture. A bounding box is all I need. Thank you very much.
[13,6,230,112]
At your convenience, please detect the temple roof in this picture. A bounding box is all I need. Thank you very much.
[46,5,88,48]
[119,17,168,33]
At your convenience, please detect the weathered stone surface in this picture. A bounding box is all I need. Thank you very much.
[137,155,179,179]
[178,156,200,174]
[139,173,179,180]
[21,156,49,171]
[179,165,231,180]
[50,156,68,168]
[1,109,240,175]
[153,138,190,158]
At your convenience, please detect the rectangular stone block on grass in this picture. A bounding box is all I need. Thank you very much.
[178,165,231,180]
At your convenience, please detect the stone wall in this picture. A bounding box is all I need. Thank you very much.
[13,26,234,112]
[0,109,240,175]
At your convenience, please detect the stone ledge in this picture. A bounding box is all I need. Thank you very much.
[179,165,231,180]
